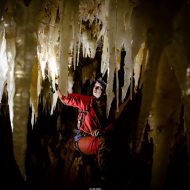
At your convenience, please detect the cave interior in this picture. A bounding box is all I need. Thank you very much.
[0,0,190,190]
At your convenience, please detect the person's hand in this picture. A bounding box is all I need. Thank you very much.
[90,129,102,137]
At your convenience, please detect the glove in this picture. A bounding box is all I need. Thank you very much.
[55,83,59,91]
[90,129,103,137]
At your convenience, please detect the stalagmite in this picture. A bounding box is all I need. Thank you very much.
[135,2,177,152]
[184,87,190,190]
[150,51,182,190]
[165,3,190,188]
[136,2,188,190]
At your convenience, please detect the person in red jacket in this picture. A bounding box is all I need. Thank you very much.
[55,77,115,174]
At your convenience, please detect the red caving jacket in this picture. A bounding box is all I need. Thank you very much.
[60,93,114,135]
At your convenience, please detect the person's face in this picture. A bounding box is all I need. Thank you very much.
[93,81,104,99]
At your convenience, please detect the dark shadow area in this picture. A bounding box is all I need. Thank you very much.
[0,93,25,188]
[0,87,188,190]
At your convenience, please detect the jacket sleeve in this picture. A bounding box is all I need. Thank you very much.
[60,93,88,110]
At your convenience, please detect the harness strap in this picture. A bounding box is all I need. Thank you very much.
[73,129,86,154]
[77,97,91,129]
[73,129,87,141]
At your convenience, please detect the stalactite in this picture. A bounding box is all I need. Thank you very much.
[37,0,59,80]
[72,1,80,70]
[46,0,59,114]
[37,0,60,115]
[105,0,136,115]
[98,0,114,115]
[114,0,119,111]
[58,0,79,95]
[101,31,109,75]
[99,0,110,76]
[138,46,149,89]
[106,0,116,117]
[12,0,42,179]
[79,0,101,59]
[30,56,39,126]
[81,31,96,58]
[76,24,81,68]
[46,0,59,80]
[133,42,146,90]
[115,48,121,111]
[119,1,136,103]
[4,2,16,130]
[36,0,51,114]
[0,24,8,103]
